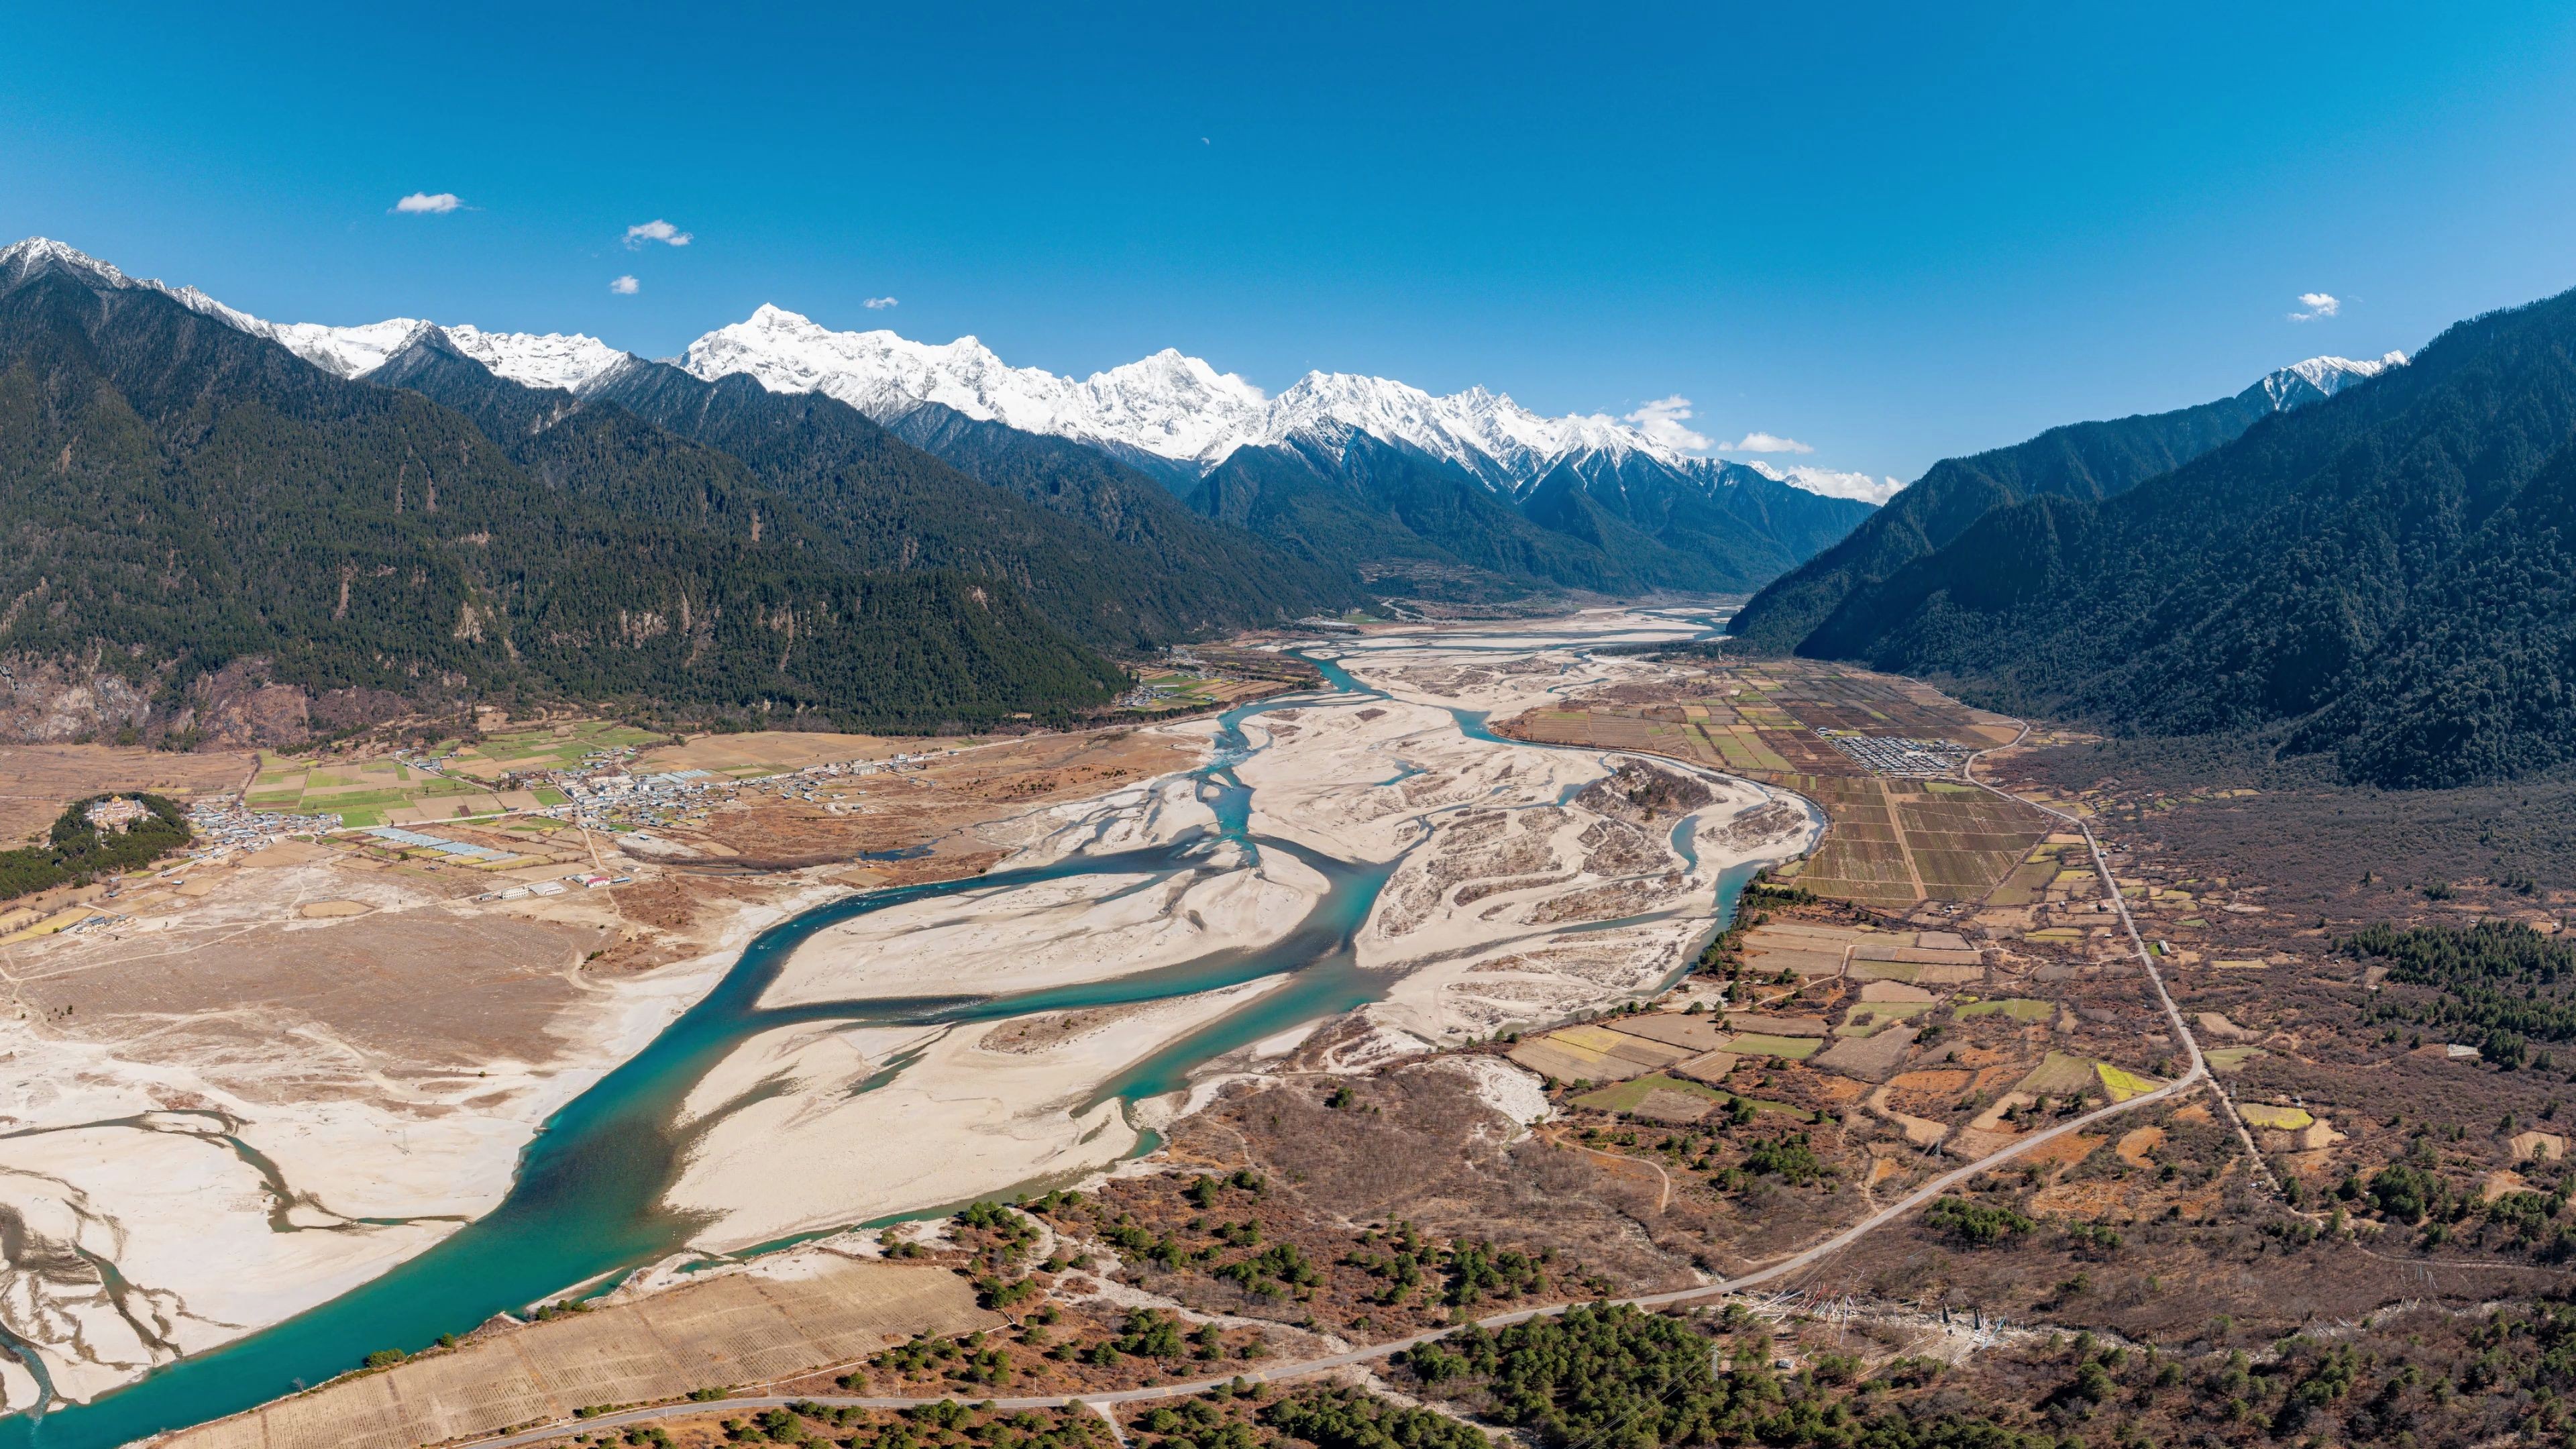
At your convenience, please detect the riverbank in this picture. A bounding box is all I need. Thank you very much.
[0,604,1806,1448]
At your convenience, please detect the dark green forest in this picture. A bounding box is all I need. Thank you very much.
[2346,920,2576,1060]
[1394,1302,2065,1449]
[1744,285,2576,788]
[0,263,1122,736]
[1729,378,2286,652]
[0,794,190,901]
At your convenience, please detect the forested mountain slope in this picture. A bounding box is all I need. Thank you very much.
[368,327,810,548]
[872,398,1358,615]
[1790,288,2576,787]
[1187,434,1872,599]
[0,251,1121,741]
[584,358,1347,647]
[1728,356,2396,651]
[667,299,1878,601]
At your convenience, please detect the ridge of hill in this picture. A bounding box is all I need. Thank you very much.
[0,244,1123,742]
[1783,288,2576,787]
[1729,354,2403,651]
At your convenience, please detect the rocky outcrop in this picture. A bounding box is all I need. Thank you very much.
[0,654,419,748]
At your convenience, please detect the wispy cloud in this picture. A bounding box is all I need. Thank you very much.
[1721,430,1814,454]
[863,296,898,310]
[2289,291,2340,322]
[624,219,692,249]
[1621,395,1713,453]
[393,192,461,215]
[609,275,640,295]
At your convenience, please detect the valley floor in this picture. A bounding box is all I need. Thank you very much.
[0,604,1815,1428]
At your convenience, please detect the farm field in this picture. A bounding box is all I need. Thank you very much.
[442,720,668,782]
[1498,657,2048,908]
[247,723,690,827]
[161,1259,990,1449]
[243,753,524,828]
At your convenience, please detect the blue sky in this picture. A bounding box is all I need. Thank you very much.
[8,1,2576,482]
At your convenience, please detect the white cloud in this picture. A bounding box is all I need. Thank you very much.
[624,219,692,248]
[1747,460,1905,505]
[1721,430,1814,454]
[394,192,461,214]
[1621,395,1713,453]
[863,296,898,310]
[2289,291,2340,322]
[609,275,640,295]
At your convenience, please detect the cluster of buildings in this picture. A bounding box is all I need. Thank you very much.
[521,748,954,833]
[185,800,342,856]
[1817,731,1978,777]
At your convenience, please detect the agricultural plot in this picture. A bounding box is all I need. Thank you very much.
[1499,659,2045,908]
[1572,1071,1728,1114]
[244,755,518,828]
[164,1260,991,1449]
[444,720,667,781]
[1957,998,2054,1021]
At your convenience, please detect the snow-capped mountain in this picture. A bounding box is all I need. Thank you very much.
[0,238,639,400]
[2253,351,2408,409]
[681,305,1271,468]
[677,304,1753,496]
[0,235,2408,517]
[442,325,633,394]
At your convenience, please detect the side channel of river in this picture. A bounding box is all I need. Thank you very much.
[4,620,1792,1449]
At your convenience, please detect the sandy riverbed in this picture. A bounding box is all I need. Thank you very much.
[662,608,1817,1253]
[0,853,836,1406]
[0,606,1814,1413]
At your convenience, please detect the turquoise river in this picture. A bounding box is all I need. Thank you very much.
[3,624,1778,1449]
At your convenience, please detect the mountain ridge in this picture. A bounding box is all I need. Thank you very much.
[1727,350,2404,651]
[13,236,1878,604]
[0,249,1128,742]
[1772,286,2576,788]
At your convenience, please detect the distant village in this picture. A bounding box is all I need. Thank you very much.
[2,732,979,944]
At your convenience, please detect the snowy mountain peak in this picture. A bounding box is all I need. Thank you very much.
[0,236,129,288]
[683,307,1277,465]
[2257,350,2408,409]
[676,308,1718,493]
[260,318,433,378]
[443,325,633,393]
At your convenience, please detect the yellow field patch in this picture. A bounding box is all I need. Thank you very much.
[2239,1104,2314,1130]
[1553,1024,1633,1055]
[2094,1063,2160,1102]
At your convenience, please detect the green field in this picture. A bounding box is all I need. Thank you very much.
[1573,1073,1727,1112]
[1727,1032,1822,1060]
[1572,1074,1807,1118]
[248,753,500,827]
[1956,998,2054,1021]
[447,721,662,780]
